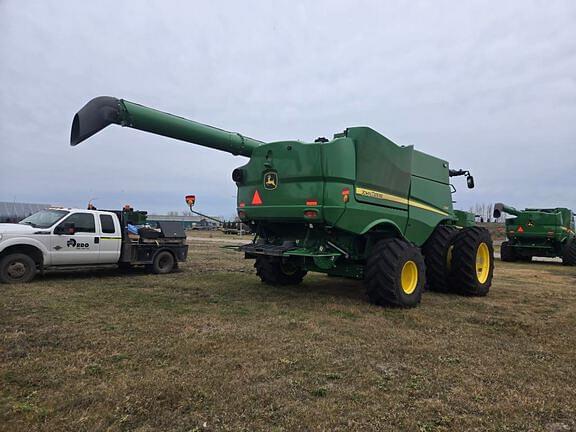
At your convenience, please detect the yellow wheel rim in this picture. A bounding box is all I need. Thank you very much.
[400,260,418,294]
[476,242,490,284]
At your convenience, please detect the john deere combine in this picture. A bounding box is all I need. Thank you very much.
[494,203,576,265]
[71,96,494,307]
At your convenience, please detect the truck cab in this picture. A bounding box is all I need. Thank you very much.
[0,207,188,283]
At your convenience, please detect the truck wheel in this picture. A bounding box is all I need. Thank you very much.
[151,251,175,274]
[0,253,37,284]
[500,241,517,262]
[562,240,576,266]
[254,256,307,285]
[365,238,426,308]
[449,227,493,296]
[422,225,458,292]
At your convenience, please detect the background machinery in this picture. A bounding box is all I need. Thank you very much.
[494,203,576,264]
[71,96,494,307]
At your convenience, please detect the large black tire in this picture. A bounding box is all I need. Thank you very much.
[449,227,493,296]
[255,256,307,285]
[562,239,576,266]
[422,225,459,292]
[151,251,175,274]
[365,238,426,308]
[500,241,517,262]
[0,253,37,284]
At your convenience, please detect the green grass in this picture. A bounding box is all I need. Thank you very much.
[1,240,575,431]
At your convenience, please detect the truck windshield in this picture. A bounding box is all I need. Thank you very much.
[19,209,69,228]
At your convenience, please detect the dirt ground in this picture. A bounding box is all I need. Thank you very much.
[1,237,575,431]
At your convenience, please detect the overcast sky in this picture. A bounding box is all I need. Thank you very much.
[1,0,575,217]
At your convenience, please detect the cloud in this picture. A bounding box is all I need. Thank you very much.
[1,0,575,215]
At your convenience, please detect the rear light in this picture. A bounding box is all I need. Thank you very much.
[306,200,318,206]
[342,188,350,203]
[304,210,318,218]
[239,202,245,208]
[517,226,524,233]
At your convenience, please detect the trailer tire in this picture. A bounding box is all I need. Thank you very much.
[0,253,37,284]
[449,227,493,296]
[562,239,576,266]
[422,225,459,292]
[500,241,517,262]
[365,238,425,308]
[255,256,307,285]
[151,251,175,274]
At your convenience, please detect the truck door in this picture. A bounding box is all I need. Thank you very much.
[98,213,122,264]
[51,212,100,265]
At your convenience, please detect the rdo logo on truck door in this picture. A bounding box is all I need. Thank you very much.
[67,239,90,248]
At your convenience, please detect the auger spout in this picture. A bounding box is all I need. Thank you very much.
[70,96,263,157]
[493,203,521,218]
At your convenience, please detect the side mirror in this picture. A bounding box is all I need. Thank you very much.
[56,222,76,235]
[467,176,475,189]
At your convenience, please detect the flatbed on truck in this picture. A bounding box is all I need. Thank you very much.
[0,207,188,284]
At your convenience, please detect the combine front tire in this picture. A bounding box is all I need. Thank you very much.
[500,241,517,262]
[562,240,576,266]
[449,227,493,296]
[422,225,458,292]
[255,256,307,285]
[365,238,426,308]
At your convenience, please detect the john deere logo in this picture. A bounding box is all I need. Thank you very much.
[264,172,278,190]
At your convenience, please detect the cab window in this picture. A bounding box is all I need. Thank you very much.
[99,214,116,234]
[57,213,96,233]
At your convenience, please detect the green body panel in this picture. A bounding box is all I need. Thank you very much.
[496,203,575,259]
[454,209,476,228]
[71,97,478,277]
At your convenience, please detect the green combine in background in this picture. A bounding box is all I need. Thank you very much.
[494,203,576,264]
[71,97,494,307]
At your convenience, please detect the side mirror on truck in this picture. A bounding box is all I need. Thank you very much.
[467,175,475,189]
[55,222,76,235]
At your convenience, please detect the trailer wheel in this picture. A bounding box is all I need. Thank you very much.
[562,239,576,266]
[365,238,426,308]
[449,227,493,296]
[151,251,175,274]
[0,253,37,284]
[500,241,517,262]
[422,225,458,292]
[255,256,307,285]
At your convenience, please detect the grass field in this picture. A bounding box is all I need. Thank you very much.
[1,238,575,431]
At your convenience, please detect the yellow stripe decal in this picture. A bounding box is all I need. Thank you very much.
[355,187,449,216]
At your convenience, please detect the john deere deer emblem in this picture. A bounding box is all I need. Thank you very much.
[264,172,278,190]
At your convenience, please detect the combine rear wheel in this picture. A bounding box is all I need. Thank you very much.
[365,238,426,308]
[422,225,458,292]
[500,241,517,262]
[255,256,307,285]
[562,240,576,266]
[449,227,493,296]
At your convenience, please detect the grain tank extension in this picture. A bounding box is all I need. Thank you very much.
[71,96,494,307]
[494,203,576,264]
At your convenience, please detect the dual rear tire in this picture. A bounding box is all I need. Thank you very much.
[365,226,494,308]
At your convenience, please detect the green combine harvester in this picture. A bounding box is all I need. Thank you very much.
[71,97,494,307]
[493,203,576,264]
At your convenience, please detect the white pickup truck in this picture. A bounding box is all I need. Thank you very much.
[0,208,188,283]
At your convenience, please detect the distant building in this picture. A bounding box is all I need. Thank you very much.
[0,201,52,223]
[146,214,223,230]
